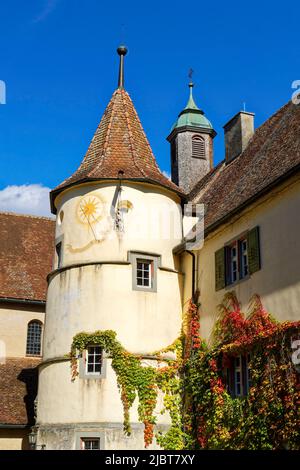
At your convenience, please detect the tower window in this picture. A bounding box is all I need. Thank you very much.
[128,252,160,292]
[26,320,42,356]
[136,259,153,288]
[86,346,103,374]
[80,438,100,450]
[192,135,205,159]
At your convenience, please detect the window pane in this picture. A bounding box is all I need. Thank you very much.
[26,321,42,355]
[136,259,152,288]
[82,438,100,450]
[86,346,102,374]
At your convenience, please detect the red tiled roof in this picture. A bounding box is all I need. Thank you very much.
[190,101,300,232]
[51,88,184,212]
[0,358,40,426]
[0,213,55,302]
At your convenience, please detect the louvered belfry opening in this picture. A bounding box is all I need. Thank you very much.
[192,135,205,159]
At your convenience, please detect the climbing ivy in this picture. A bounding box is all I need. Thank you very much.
[70,330,186,448]
[70,294,300,449]
[184,293,300,449]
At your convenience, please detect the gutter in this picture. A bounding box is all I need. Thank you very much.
[0,424,30,429]
[0,297,45,307]
[185,250,196,302]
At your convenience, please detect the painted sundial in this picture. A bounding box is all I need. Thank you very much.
[77,194,104,225]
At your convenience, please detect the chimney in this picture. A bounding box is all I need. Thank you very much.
[223,111,254,163]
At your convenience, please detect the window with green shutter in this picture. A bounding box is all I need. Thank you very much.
[215,247,226,291]
[215,226,261,290]
[247,226,261,274]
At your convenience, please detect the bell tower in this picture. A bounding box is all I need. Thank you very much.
[167,80,216,194]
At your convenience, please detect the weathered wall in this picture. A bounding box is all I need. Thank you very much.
[0,303,44,358]
[182,174,300,342]
[37,181,183,449]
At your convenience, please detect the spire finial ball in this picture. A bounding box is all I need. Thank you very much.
[117,45,128,56]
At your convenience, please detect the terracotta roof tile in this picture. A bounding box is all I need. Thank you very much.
[51,88,184,211]
[0,213,55,301]
[190,101,300,231]
[0,358,40,425]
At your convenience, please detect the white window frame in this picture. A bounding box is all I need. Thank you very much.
[86,346,103,375]
[239,237,249,279]
[75,431,104,450]
[79,346,106,379]
[81,437,100,450]
[136,259,152,289]
[230,241,238,284]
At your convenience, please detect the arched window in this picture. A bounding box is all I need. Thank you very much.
[26,321,42,356]
[192,135,205,159]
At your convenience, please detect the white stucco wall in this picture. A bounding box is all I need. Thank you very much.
[0,304,44,358]
[37,180,183,447]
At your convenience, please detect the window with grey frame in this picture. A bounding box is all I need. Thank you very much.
[81,438,100,450]
[75,431,104,450]
[79,345,106,379]
[128,252,160,292]
[26,320,42,356]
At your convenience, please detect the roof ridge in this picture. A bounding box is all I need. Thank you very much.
[88,90,118,178]
[0,211,55,221]
[127,90,161,172]
[121,89,147,178]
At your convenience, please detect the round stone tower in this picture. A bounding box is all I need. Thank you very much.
[36,47,185,450]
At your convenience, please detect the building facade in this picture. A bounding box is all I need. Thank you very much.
[0,47,299,450]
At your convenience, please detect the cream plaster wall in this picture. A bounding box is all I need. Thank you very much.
[0,303,44,358]
[0,429,29,450]
[37,181,183,447]
[182,175,300,343]
[54,181,182,270]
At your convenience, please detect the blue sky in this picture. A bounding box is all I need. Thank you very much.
[0,0,299,215]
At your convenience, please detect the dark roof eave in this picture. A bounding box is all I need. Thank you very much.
[0,423,31,429]
[167,125,217,142]
[50,177,186,214]
[0,296,46,306]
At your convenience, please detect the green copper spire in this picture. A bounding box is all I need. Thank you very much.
[184,82,199,110]
[170,81,213,132]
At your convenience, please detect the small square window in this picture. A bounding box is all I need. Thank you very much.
[81,438,100,450]
[128,252,160,292]
[79,346,106,379]
[136,259,152,288]
[86,346,103,375]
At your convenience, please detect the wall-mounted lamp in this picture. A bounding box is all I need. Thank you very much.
[29,428,46,450]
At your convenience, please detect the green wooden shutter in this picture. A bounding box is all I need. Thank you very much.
[247,226,261,274]
[215,247,226,291]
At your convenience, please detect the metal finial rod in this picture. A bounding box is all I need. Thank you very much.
[117,45,128,89]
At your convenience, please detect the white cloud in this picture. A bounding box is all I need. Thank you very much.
[32,0,59,23]
[162,170,171,180]
[0,184,53,217]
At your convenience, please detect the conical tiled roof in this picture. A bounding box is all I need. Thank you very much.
[51,88,184,212]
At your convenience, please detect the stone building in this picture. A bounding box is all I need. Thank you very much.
[0,47,299,450]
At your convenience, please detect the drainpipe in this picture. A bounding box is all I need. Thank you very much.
[185,250,196,302]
